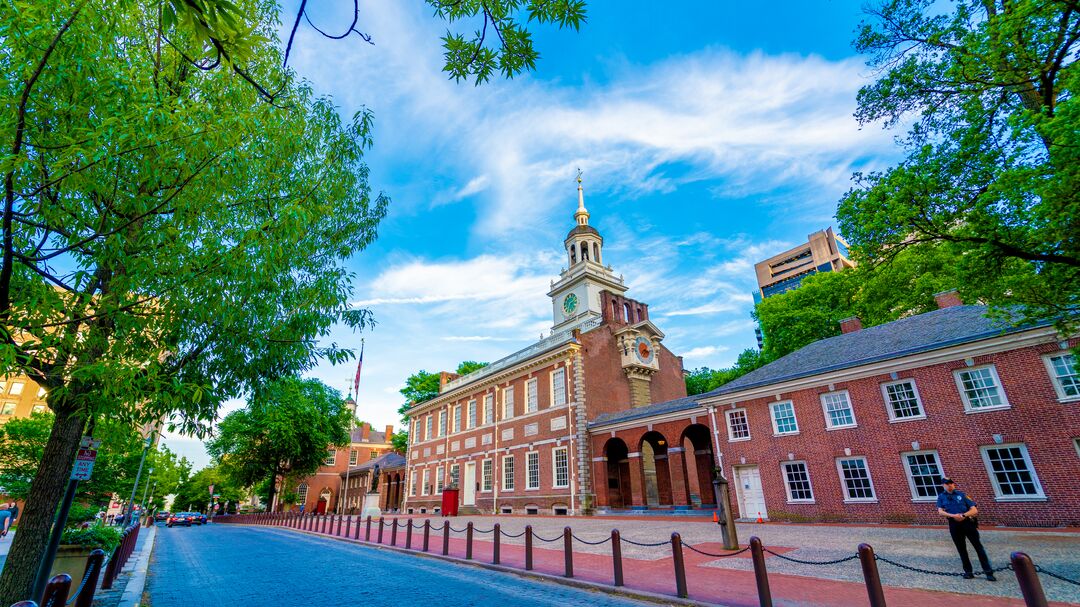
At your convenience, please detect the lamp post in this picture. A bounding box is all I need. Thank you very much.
[141,468,155,508]
[125,434,154,524]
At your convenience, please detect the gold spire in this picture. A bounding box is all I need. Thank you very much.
[575,168,589,226]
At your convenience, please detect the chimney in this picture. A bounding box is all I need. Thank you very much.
[438,371,460,391]
[385,425,394,444]
[360,422,370,441]
[934,289,962,309]
[840,316,863,334]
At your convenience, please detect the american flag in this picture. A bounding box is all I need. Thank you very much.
[353,339,364,397]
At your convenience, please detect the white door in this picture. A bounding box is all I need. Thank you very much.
[735,466,767,520]
[463,462,477,506]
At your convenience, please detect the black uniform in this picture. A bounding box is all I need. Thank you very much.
[937,489,992,575]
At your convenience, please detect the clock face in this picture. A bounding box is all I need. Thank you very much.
[562,293,579,316]
[634,336,654,364]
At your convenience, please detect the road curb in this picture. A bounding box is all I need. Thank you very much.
[117,525,157,607]
[248,524,722,607]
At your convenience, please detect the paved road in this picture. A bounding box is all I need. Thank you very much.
[146,524,656,607]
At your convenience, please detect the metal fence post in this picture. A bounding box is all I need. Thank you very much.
[1011,552,1049,607]
[858,543,887,607]
[442,521,450,556]
[336,514,342,536]
[39,573,71,607]
[493,523,501,565]
[423,520,431,552]
[466,522,474,560]
[611,529,624,586]
[563,527,574,578]
[391,518,399,546]
[749,536,773,607]
[378,518,385,543]
[346,515,352,538]
[672,532,688,599]
[366,515,372,541]
[73,549,105,607]
[525,525,534,571]
[406,519,414,549]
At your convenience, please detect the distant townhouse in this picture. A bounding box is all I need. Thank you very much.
[402,180,689,516]
[590,292,1080,527]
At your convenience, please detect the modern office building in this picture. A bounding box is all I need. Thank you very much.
[754,227,854,301]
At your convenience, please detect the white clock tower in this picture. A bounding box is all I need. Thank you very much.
[548,175,628,333]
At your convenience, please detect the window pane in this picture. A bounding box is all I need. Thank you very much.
[554,448,569,488]
[783,462,813,501]
[485,395,495,424]
[885,381,923,418]
[904,452,941,498]
[985,446,1039,496]
[527,380,538,412]
[959,368,1004,408]
[822,392,854,427]
[1050,354,1080,397]
[503,387,515,419]
[503,456,515,490]
[553,369,567,407]
[482,460,493,491]
[527,452,540,489]
[840,458,874,499]
[727,410,750,439]
[771,402,798,434]
[467,401,476,429]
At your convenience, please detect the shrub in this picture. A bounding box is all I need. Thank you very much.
[60,525,122,553]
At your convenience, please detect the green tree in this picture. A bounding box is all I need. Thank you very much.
[206,377,351,510]
[0,414,52,503]
[838,0,1079,333]
[684,349,770,396]
[456,361,489,375]
[393,361,488,447]
[172,465,243,514]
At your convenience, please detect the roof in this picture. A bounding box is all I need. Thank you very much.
[342,452,407,477]
[349,426,387,444]
[591,305,1048,428]
[565,224,600,240]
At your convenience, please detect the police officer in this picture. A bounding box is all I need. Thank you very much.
[936,477,995,580]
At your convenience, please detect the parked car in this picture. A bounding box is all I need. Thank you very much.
[190,512,207,525]
[166,513,191,528]
[154,511,171,522]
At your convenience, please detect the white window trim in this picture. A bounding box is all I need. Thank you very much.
[551,367,567,408]
[324,450,337,466]
[725,408,751,442]
[502,455,515,491]
[1042,352,1080,403]
[526,378,539,413]
[780,461,815,504]
[820,390,857,430]
[481,458,493,492]
[525,451,541,491]
[836,456,877,503]
[900,450,943,502]
[409,471,417,496]
[769,401,800,436]
[881,379,927,422]
[1074,438,1080,460]
[436,467,445,495]
[502,386,515,420]
[484,394,495,425]
[552,446,570,489]
[421,470,430,496]
[979,443,1046,501]
[954,365,1011,413]
[467,400,477,430]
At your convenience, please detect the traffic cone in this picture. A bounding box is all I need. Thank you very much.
[713,511,719,524]
[756,512,764,524]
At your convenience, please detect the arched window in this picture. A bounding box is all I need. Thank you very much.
[612,300,621,322]
[296,483,308,504]
[569,245,577,265]
[624,302,633,323]
[637,307,644,322]
[581,242,589,261]
[593,242,600,263]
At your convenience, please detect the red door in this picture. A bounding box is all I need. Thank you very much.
[316,498,327,514]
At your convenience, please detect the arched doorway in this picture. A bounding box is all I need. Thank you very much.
[316,488,332,514]
[640,431,672,507]
[603,438,631,508]
[681,424,716,507]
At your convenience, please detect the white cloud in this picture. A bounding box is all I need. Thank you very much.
[681,345,730,359]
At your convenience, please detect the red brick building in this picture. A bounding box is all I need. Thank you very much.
[402,181,688,515]
[290,409,395,514]
[590,292,1080,527]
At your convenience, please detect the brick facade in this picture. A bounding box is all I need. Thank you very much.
[290,422,393,514]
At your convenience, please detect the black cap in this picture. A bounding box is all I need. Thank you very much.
[940,477,955,484]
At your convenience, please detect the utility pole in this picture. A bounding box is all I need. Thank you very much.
[125,434,154,524]
[141,468,155,508]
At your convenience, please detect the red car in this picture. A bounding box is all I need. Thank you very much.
[166,513,191,528]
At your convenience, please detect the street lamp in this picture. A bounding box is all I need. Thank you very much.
[141,468,155,508]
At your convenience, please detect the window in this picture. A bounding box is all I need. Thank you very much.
[467,400,476,429]
[526,452,540,490]
[37,386,46,397]
[410,471,417,496]
[820,391,856,429]
[439,410,447,437]
[1044,352,1080,400]
[882,380,924,421]
[7,382,23,396]
[502,455,515,491]
[837,457,876,501]
[453,405,462,433]
[526,378,538,413]
[1,402,16,416]
[503,386,515,419]
[324,450,337,466]
[296,483,308,504]
[349,450,358,466]
[780,462,814,502]
[425,415,433,440]
[411,420,418,444]
[726,409,750,441]
[482,459,493,491]
[449,464,460,488]
[981,444,1044,499]
[484,394,494,424]
[421,470,430,495]
[552,368,567,407]
[31,404,47,415]
[955,366,1009,411]
[436,467,445,494]
[770,401,799,435]
[902,451,943,501]
[553,447,569,489]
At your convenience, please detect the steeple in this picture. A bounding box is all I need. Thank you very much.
[575,169,589,227]
[565,171,602,268]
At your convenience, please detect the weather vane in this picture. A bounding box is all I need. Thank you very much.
[576,167,583,184]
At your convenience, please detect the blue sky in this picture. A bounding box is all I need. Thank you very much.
[164,0,902,468]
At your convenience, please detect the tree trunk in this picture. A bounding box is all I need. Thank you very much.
[0,407,85,604]
[266,471,278,513]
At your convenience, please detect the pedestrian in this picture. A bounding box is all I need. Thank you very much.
[0,502,12,538]
[8,501,18,525]
[937,477,996,581]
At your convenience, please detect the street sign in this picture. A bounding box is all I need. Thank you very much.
[71,446,97,481]
[208,484,214,495]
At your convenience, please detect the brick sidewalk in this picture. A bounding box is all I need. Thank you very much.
[243,514,1080,607]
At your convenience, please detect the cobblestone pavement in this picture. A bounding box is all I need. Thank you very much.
[145,523,660,607]
[390,515,1080,604]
